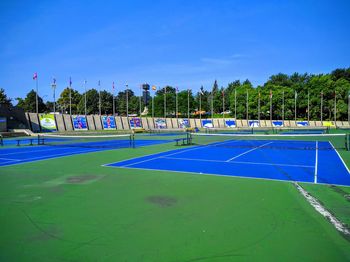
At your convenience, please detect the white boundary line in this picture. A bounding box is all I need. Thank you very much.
[314,141,318,184]
[192,133,347,137]
[226,142,273,162]
[0,157,21,161]
[0,146,76,156]
[329,141,350,174]
[161,156,314,168]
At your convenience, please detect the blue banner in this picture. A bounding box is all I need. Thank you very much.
[129,117,142,128]
[225,120,236,128]
[202,119,213,128]
[249,120,260,127]
[72,115,88,130]
[272,121,283,127]
[296,121,309,127]
[102,116,116,129]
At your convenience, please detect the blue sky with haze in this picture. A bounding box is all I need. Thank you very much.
[0,0,349,103]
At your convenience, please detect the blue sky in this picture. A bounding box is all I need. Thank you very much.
[0,0,349,103]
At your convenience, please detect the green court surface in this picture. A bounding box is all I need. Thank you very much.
[1,138,350,261]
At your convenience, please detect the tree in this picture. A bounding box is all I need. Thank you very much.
[16,89,46,112]
[100,90,114,114]
[57,88,82,114]
[77,89,99,115]
[0,88,12,107]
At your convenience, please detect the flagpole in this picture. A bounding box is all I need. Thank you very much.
[139,85,142,116]
[282,89,285,122]
[222,90,225,120]
[36,77,38,114]
[187,89,190,119]
[307,90,310,123]
[294,90,297,121]
[334,90,337,123]
[126,84,129,118]
[320,91,323,123]
[270,89,272,122]
[84,80,87,116]
[234,88,237,120]
[152,90,155,118]
[211,89,214,123]
[112,82,115,116]
[98,81,101,115]
[199,88,202,122]
[176,87,178,120]
[69,77,72,115]
[246,89,249,121]
[164,86,167,118]
[258,91,261,122]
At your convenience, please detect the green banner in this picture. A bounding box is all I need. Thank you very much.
[39,114,57,131]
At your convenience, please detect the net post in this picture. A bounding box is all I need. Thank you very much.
[130,134,135,148]
[346,133,350,151]
[0,135,3,146]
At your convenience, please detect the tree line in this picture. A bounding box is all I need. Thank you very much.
[1,67,350,121]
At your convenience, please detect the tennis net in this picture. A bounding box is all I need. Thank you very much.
[38,134,134,149]
[190,132,350,151]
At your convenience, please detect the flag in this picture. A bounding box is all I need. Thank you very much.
[199,86,204,95]
[98,80,101,86]
[222,90,225,97]
[176,87,179,93]
[295,90,298,99]
[84,80,87,85]
[53,78,56,84]
[270,90,272,99]
[33,72,37,80]
[112,81,115,91]
[69,77,72,86]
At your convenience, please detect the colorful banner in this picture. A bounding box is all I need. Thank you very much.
[178,119,190,129]
[296,121,309,127]
[39,114,57,131]
[202,119,213,128]
[249,120,260,127]
[72,115,88,130]
[155,118,166,129]
[322,121,335,127]
[102,116,116,129]
[225,120,236,128]
[129,117,142,129]
[272,121,283,127]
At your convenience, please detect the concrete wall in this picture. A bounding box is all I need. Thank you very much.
[28,112,41,132]
[55,114,66,132]
[194,119,200,127]
[166,118,173,128]
[87,115,96,130]
[147,117,154,129]
[217,119,225,127]
[171,118,179,128]
[63,114,73,131]
[93,115,102,130]
[121,117,129,130]
[114,116,123,130]
[141,118,149,129]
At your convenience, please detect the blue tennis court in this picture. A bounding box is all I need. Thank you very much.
[0,139,172,167]
[106,139,350,186]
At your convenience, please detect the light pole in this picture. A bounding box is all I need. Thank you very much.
[51,79,57,114]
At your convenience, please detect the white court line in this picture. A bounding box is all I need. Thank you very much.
[161,156,314,168]
[0,157,21,161]
[0,146,76,156]
[120,139,239,168]
[226,142,273,162]
[0,148,101,167]
[314,141,318,184]
[329,141,350,174]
